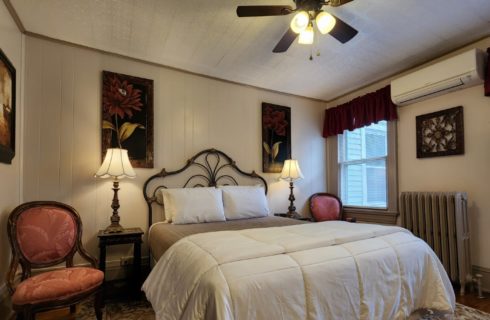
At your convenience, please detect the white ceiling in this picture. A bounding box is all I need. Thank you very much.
[9,0,490,101]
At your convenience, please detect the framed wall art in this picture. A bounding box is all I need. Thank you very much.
[262,102,291,173]
[0,49,16,164]
[416,106,464,158]
[102,71,154,168]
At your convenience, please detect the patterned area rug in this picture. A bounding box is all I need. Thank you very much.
[77,300,490,320]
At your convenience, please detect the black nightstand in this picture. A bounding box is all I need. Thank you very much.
[274,213,312,221]
[98,227,144,301]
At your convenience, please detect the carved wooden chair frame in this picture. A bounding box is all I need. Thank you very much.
[309,192,355,222]
[7,201,102,320]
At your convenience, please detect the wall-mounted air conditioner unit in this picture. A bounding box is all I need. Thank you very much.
[391,48,486,106]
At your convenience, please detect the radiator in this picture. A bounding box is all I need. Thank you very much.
[400,192,471,294]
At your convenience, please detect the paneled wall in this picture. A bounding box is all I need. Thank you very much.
[0,0,23,302]
[0,2,24,317]
[327,37,490,279]
[23,36,327,263]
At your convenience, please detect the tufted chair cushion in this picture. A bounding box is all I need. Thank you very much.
[310,194,342,222]
[12,267,104,305]
[16,206,77,265]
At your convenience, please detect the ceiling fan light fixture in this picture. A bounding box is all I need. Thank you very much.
[298,25,314,45]
[316,11,336,34]
[290,11,309,34]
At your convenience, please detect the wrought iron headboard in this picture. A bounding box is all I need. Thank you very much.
[143,148,268,229]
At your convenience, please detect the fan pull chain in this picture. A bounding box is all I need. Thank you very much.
[315,27,321,57]
[308,28,321,60]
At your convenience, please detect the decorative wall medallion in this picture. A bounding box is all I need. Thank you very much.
[416,106,464,158]
[102,71,154,168]
[0,49,16,164]
[262,102,291,173]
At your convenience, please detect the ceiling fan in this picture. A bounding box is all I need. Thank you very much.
[236,0,358,53]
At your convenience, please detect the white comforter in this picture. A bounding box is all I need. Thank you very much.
[142,221,455,320]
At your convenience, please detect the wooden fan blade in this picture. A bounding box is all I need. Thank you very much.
[329,0,353,7]
[236,5,293,17]
[273,28,298,53]
[328,14,358,43]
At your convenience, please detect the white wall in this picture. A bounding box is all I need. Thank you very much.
[0,0,23,300]
[328,37,490,274]
[22,36,327,264]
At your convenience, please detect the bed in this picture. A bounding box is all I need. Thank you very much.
[142,149,455,320]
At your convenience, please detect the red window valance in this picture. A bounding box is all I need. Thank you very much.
[322,85,398,138]
[485,47,490,97]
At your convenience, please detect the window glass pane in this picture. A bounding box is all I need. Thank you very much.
[341,163,364,206]
[366,121,387,158]
[366,159,387,206]
[344,129,363,161]
[338,121,387,162]
[338,121,388,209]
[341,159,387,208]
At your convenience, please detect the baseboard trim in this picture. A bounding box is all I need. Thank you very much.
[473,265,490,293]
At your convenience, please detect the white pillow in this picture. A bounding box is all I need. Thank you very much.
[161,187,225,224]
[218,185,270,220]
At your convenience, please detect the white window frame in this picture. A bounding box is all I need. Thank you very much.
[327,121,398,224]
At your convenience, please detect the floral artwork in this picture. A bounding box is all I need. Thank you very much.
[416,106,464,158]
[102,71,153,168]
[0,49,15,164]
[262,103,291,173]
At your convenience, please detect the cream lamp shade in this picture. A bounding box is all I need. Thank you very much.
[298,25,314,45]
[95,148,136,179]
[290,11,309,34]
[279,159,304,182]
[316,11,336,34]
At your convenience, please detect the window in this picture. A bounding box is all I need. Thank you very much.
[326,120,397,224]
[338,121,387,208]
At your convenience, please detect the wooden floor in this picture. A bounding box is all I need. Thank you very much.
[456,292,490,313]
[31,292,490,320]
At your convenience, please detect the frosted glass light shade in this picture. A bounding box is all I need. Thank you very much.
[279,159,304,182]
[290,11,309,34]
[298,25,314,45]
[95,148,136,179]
[316,11,336,34]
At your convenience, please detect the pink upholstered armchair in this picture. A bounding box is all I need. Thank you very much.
[6,201,104,320]
[309,193,356,222]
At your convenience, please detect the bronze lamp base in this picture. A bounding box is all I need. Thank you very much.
[104,179,124,233]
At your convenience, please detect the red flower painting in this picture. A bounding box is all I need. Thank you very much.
[103,75,143,119]
[262,103,291,173]
[102,73,145,148]
[101,71,154,168]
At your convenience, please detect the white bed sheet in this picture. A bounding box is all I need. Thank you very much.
[142,221,455,320]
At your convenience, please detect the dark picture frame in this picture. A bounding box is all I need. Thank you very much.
[416,106,464,158]
[262,102,291,173]
[102,71,154,168]
[0,49,16,164]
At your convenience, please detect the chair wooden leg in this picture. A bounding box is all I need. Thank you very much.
[20,310,33,320]
[94,291,103,320]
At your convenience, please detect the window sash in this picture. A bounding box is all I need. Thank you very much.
[340,158,388,209]
[326,121,398,224]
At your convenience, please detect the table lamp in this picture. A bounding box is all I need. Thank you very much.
[279,159,304,218]
[95,148,136,233]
